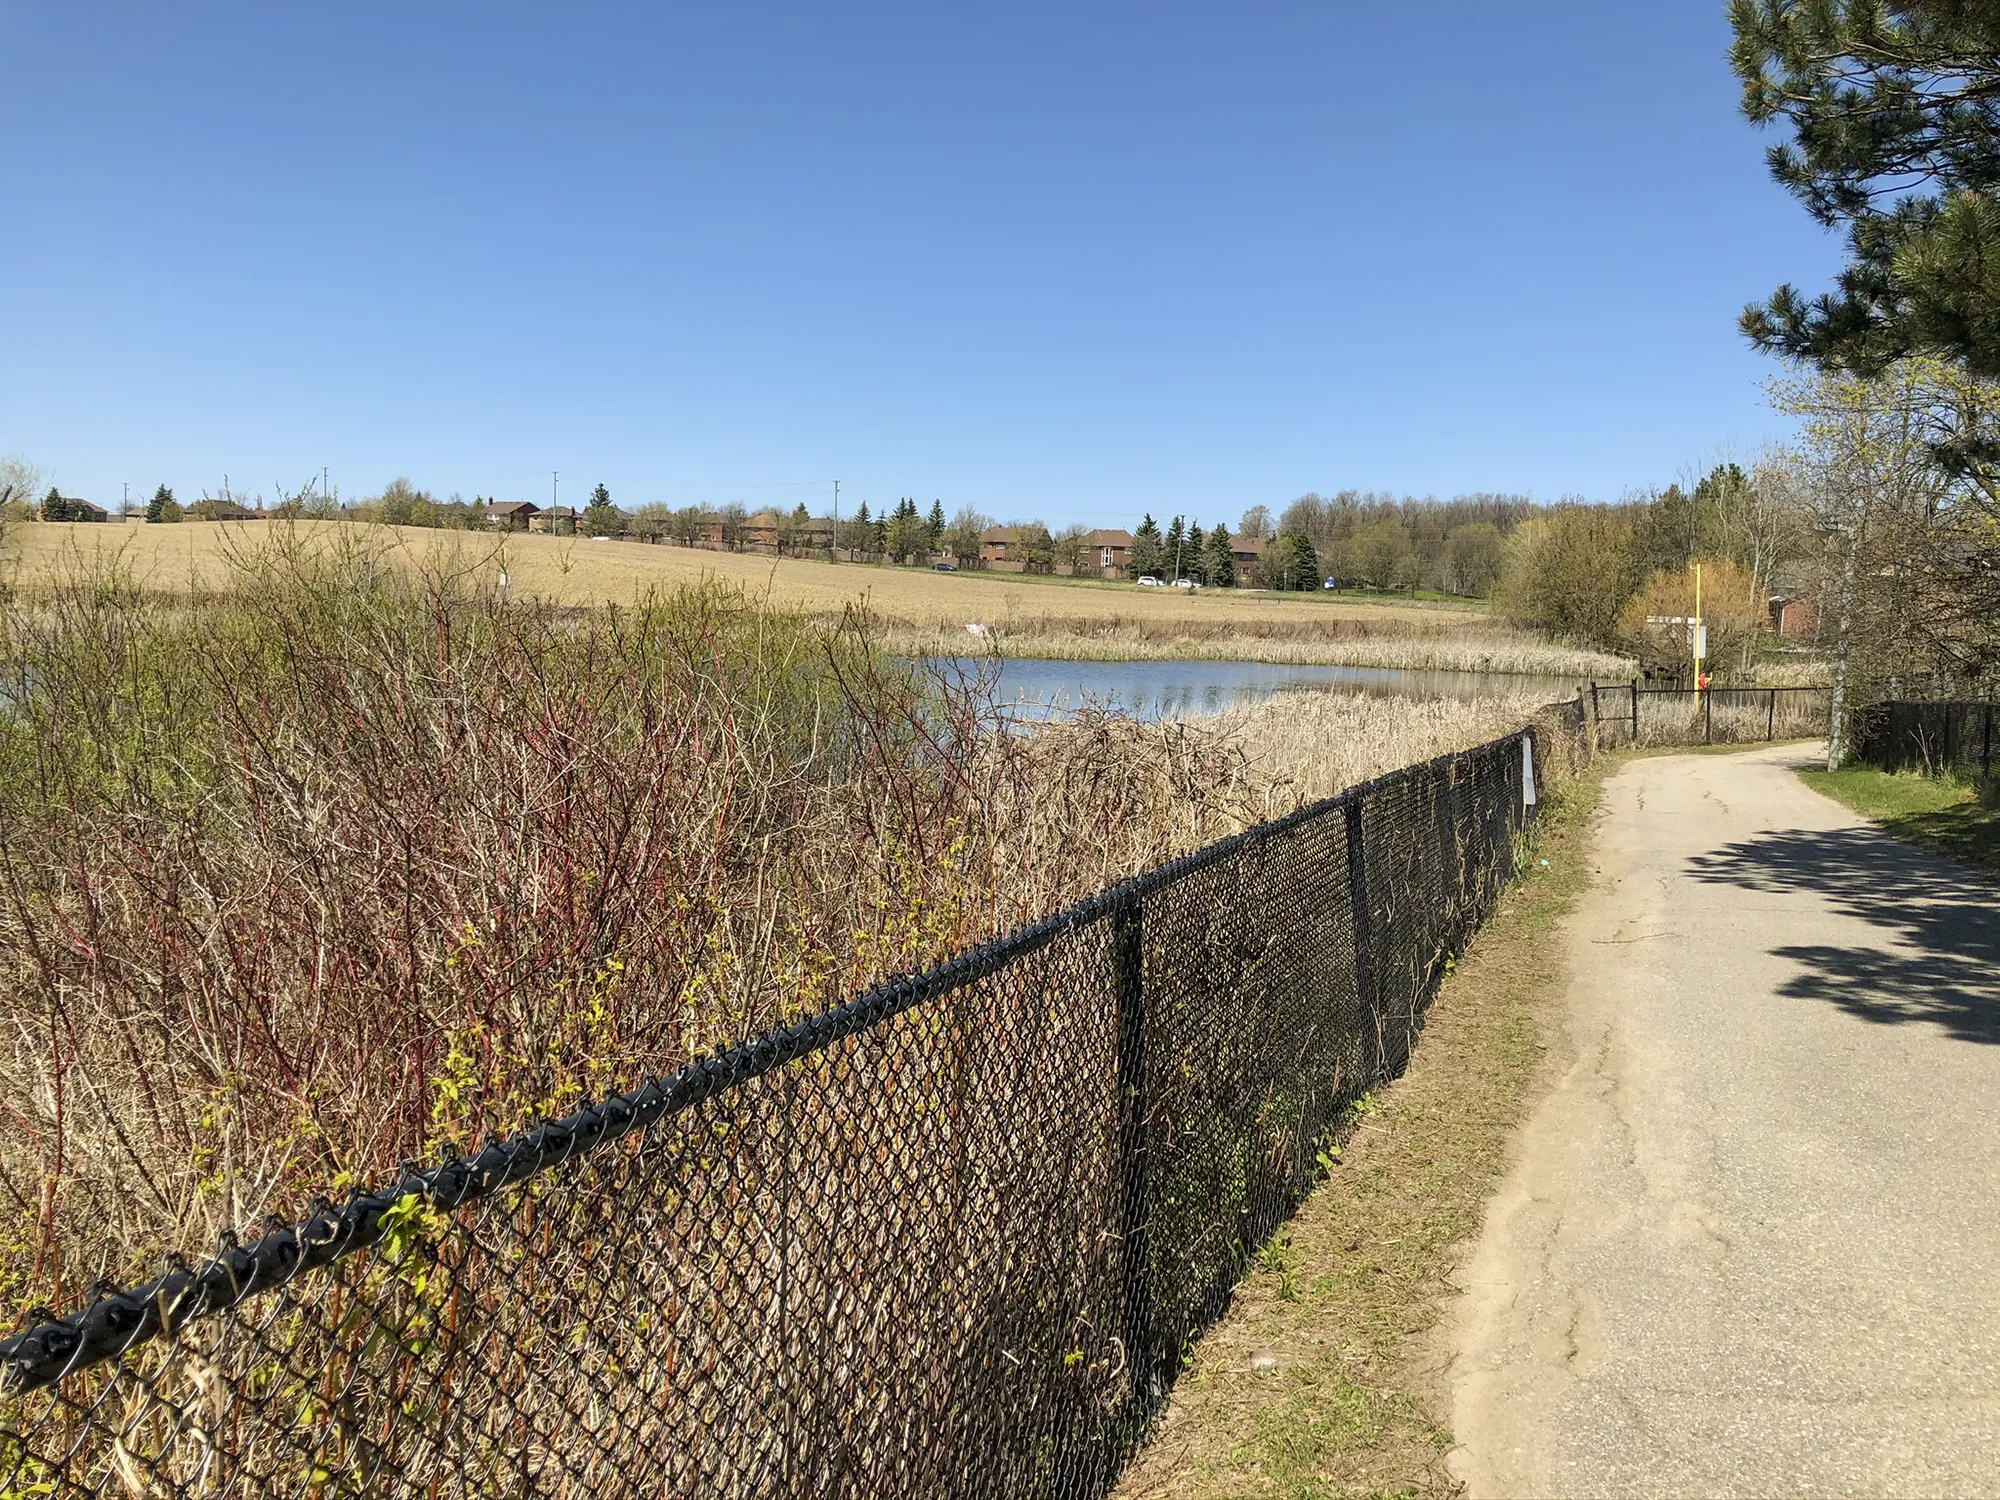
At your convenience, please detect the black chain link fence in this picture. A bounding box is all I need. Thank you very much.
[1850,700,1998,778]
[1586,683,1831,748]
[0,720,1559,1499]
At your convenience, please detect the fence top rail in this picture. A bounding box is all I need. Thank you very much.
[1867,698,2000,710]
[1588,682,1832,696]
[0,722,1540,1398]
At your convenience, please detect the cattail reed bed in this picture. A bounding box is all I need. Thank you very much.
[0,529,1548,1319]
[887,618,1632,679]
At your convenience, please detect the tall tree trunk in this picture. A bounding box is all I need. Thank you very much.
[1825,526,1859,771]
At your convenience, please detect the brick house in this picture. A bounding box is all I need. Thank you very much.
[980,526,1030,571]
[1768,595,1816,638]
[487,500,540,532]
[1078,529,1133,578]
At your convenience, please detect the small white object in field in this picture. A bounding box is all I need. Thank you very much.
[1248,1350,1280,1371]
[966,622,990,636]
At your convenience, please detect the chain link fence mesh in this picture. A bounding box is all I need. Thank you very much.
[0,722,1554,1499]
[1850,700,1998,778]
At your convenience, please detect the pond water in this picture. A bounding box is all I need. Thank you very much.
[932,657,1581,721]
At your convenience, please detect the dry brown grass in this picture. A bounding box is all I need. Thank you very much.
[907,626,1628,677]
[1112,753,1608,1500]
[0,529,1559,1320]
[6,521,1633,677]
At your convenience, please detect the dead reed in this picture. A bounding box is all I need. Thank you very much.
[0,530,1551,1319]
[888,619,1631,679]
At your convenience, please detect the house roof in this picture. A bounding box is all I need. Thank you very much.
[1231,535,1269,556]
[489,500,539,515]
[45,495,108,517]
[1084,529,1134,547]
[982,526,1023,544]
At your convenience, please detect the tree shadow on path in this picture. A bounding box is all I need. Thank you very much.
[1688,826,2000,1045]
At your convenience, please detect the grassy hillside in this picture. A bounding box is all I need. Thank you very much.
[4,521,1634,677]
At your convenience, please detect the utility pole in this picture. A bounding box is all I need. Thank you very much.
[323,466,329,504]
[122,482,129,517]
[832,479,840,561]
[552,471,559,511]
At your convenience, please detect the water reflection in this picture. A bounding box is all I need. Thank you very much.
[933,657,1578,722]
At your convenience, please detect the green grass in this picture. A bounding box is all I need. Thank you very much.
[1799,765,2000,873]
[836,558,1490,611]
[1114,760,1609,1500]
[1323,584,1491,610]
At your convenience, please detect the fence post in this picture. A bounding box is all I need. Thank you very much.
[1111,898,1155,1411]
[1590,683,1600,739]
[1631,679,1640,739]
[1767,689,1776,742]
[1704,687,1713,745]
[1521,729,1539,831]
[1984,703,1993,779]
[1343,799,1383,1082]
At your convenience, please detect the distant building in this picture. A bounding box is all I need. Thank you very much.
[528,506,577,534]
[980,526,1029,570]
[188,498,260,522]
[1230,535,1268,569]
[487,500,540,531]
[39,494,108,522]
[1079,528,1134,578]
[1768,595,1816,638]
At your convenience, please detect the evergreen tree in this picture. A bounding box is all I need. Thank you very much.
[1205,521,1236,587]
[1288,532,1322,590]
[1127,513,1165,580]
[1187,524,1207,584]
[884,501,929,562]
[1261,532,1320,590]
[581,483,623,537]
[1164,516,1188,579]
[146,484,182,523]
[1733,1,2000,379]
[927,498,945,543]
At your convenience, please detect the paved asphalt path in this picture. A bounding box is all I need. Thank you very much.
[1447,743,2000,1498]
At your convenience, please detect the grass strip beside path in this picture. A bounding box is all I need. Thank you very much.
[1799,766,2000,873]
[1113,759,1611,1500]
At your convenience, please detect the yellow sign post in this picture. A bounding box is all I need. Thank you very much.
[1691,561,1706,702]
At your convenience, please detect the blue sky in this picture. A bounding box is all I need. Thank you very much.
[2,3,1843,526]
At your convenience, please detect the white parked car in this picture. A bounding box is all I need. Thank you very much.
[1171,577,1199,590]
[1136,575,1164,587]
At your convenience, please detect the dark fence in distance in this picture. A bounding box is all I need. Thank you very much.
[1850,700,1998,778]
[1586,683,1832,748]
[0,724,1557,1498]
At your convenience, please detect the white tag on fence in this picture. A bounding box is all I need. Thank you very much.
[1522,734,1537,808]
